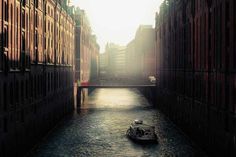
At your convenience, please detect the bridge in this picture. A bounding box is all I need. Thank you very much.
[78,84,155,89]
[76,79,156,106]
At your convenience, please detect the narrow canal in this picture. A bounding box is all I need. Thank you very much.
[28,89,206,157]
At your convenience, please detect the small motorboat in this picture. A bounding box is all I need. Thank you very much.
[126,120,158,143]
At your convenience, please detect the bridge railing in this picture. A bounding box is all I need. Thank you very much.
[78,78,155,88]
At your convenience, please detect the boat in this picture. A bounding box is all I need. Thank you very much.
[126,120,158,143]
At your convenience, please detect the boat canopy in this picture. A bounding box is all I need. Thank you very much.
[131,121,155,131]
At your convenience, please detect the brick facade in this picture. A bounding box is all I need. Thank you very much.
[74,8,99,105]
[74,8,99,84]
[126,25,156,79]
[0,0,75,156]
[156,0,236,156]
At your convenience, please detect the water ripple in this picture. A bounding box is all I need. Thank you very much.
[28,89,206,157]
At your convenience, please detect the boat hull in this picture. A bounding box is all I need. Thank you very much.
[126,129,158,143]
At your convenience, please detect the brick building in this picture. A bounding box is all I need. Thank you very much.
[0,0,75,156]
[156,0,236,156]
[126,25,156,80]
[74,8,99,104]
[90,35,100,81]
[126,40,136,78]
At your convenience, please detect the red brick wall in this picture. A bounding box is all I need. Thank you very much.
[156,0,236,156]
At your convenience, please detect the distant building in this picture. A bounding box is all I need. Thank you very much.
[126,40,136,78]
[114,47,126,77]
[104,43,126,78]
[90,35,100,81]
[126,25,156,79]
[99,52,109,77]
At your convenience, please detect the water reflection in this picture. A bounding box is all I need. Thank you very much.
[28,89,206,157]
[82,88,146,109]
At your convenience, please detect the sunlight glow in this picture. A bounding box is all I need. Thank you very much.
[72,0,163,53]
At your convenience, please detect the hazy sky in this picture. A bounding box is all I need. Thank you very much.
[72,0,163,53]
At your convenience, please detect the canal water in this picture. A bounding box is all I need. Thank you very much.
[28,89,206,157]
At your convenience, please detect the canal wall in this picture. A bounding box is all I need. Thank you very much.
[155,88,236,157]
[0,66,74,157]
[139,87,157,106]
[76,88,90,108]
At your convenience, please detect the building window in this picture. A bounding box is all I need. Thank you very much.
[3,117,7,133]
[35,0,38,8]
[10,83,13,107]
[35,11,38,28]
[48,21,50,32]
[22,0,26,7]
[48,6,50,15]
[22,10,25,29]
[15,81,19,104]
[30,76,33,98]
[3,27,8,48]
[21,81,24,103]
[47,39,50,56]
[38,75,40,96]
[4,1,8,22]
[51,9,53,17]
[16,8,19,67]
[0,39,2,70]
[35,31,38,48]
[3,83,7,111]
[226,1,230,22]
[22,33,25,52]
[235,0,236,43]
[21,110,24,122]
[51,73,53,91]
[25,80,29,100]
[48,73,50,92]
[10,5,13,68]
[0,84,2,111]
[44,37,46,49]
[26,13,28,51]
[34,77,37,98]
